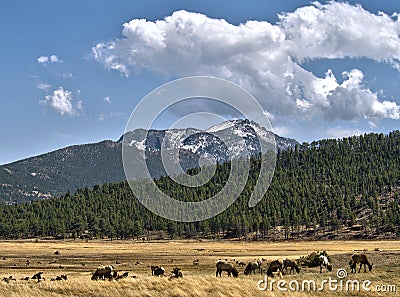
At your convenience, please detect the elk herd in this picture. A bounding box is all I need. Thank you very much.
[0,251,375,284]
[213,252,373,278]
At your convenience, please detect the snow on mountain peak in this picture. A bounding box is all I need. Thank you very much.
[206,121,235,133]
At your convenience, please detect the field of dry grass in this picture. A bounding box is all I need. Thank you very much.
[0,239,398,296]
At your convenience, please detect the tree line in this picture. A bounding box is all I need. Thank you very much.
[0,131,399,240]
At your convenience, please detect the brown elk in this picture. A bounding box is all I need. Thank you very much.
[266,259,284,278]
[283,258,300,274]
[151,265,165,276]
[169,267,183,279]
[91,265,113,280]
[216,260,239,277]
[244,262,259,275]
[350,254,373,273]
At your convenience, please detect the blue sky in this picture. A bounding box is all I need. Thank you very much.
[1,0,400,165]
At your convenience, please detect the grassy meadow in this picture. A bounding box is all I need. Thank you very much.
[0,240,398,296]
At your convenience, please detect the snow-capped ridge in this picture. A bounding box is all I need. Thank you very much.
[120,119,298,162]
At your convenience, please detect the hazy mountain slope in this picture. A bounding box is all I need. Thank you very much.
[0,141,124,203]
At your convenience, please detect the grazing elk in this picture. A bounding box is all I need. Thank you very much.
[31,272,44,280]
[216,260,239,277]
[283,258,300,274]
[244,262,259,275]
[351,254,373,273]
[151,265,165,276]
[2,276,16,283]
[169,267,183,279]
[115,272,129,281]
[51,275,68,281]
[319,255,332,273]
[91,265,114,280]
[266,259,284,278]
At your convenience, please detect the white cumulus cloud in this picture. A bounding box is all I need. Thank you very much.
[93,2,400,123]
[40,87,82,116]
[37,56,49,64]
[37,54,62,64]
[280,2,400,67]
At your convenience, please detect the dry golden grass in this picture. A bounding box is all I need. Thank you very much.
[0,239,398,296]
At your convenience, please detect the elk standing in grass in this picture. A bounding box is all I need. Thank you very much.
[151,265,165,276]
[169,267,183,279]
[319,255,332,273]
[283,258,300,274]
[91,265,113,280]
[244,262,259,275]
[266,259,284,278]
[350,254,373,273]
[216,260,239,277]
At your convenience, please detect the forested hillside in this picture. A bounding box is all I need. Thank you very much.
[0,131,399,240]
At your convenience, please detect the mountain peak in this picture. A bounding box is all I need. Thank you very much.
[120,119,298,160]
[0,120,298,203]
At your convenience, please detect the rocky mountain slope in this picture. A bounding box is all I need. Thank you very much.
[0,119,298,203]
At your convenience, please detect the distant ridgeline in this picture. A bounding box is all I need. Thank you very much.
[0,131,399,240]
[0,119,297,203]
